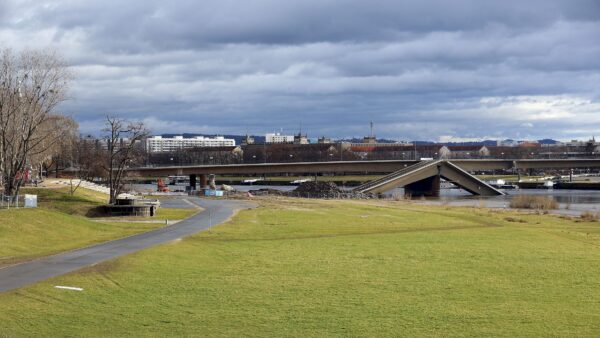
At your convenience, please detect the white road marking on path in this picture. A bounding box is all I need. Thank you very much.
[182,199,200,208]
[54,286,83,291]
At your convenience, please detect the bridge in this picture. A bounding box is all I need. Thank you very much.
[128,159,600,197]
[353,160,504,196]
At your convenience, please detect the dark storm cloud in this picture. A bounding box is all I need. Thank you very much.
[1,0,599,140]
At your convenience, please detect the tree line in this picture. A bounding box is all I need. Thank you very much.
[0,48,147,204]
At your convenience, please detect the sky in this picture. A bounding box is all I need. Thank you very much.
[1,0,599,141]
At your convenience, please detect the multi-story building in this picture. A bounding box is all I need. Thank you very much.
[145,135,235,153]
[265,133,294,144]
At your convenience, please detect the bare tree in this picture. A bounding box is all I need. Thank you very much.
[69,135,108,195]
[30,115,79,179]
[0,48,71,198]
[103,116,148,204]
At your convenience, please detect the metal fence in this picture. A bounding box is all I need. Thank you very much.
[0,194,26,209]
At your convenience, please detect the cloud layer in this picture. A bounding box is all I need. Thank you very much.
[1,0,599,140]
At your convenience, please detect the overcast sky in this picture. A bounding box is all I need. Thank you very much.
[1,0,599,141]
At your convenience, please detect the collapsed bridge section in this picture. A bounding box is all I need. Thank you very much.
[353,160,505,197]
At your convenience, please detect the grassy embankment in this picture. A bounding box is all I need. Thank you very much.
[2,198,600,336]
[0,187,199,267]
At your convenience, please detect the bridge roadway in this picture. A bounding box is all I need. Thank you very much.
[129,159,600,176]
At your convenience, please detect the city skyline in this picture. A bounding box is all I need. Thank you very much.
[1,1,599,141]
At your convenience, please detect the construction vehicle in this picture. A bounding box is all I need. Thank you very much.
[157,178,170,192]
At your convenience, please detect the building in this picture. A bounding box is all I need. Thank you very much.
[362,136,377,144]
[318,136,332,144]
[446,145,490,158]
[294,133,309,145]
[265,133,294,144]
[241,135,255,145]
[145,135,235,153]
[148,146,243,165]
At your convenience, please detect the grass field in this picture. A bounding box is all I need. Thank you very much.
[0,188,198,267]
[2,198,600,336]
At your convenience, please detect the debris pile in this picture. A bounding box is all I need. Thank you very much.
[247,188,286,196]
[293,181,340,194]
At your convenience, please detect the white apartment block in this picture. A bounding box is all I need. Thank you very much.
[265,133,294,144]
[146,135,235,152]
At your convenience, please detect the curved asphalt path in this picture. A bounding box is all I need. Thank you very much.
[0,198,256,293]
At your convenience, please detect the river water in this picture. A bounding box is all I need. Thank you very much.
[129,183,600,216]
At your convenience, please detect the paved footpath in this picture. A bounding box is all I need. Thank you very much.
[0,198,255,293]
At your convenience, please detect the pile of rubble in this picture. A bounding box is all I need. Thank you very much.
[237,181,379,199]
[290,181,376,199]
[293,181,340,194]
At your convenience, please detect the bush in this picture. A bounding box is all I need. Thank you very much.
[581,211,600,222]
[509,195,558,210]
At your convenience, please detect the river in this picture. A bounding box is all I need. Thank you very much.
[129,183,600,216]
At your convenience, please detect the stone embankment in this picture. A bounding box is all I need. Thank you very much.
[48,179,110,195]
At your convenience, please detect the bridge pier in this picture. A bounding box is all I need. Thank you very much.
[189,174,197,191]
[404,175,440,197]
[570,169,573,182]
[200,174,208,189]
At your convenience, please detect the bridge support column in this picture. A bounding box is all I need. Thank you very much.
[570,169,573,182]
[199,174,208,189]
[404,176,440,197]
[189,174,197,191]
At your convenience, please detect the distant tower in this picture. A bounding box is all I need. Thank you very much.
[293,121,308,144]
[363,121,376,144]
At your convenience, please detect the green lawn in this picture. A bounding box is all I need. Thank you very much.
[2,198,600,336]
[0,188,197,267]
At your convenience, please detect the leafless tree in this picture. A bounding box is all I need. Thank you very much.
[30,115,79,179]
[102,116,148,204]
[70,135,108,195]
[0,48,71,198]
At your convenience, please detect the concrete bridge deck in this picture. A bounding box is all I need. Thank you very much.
[129,159,600,176]
[354,160,505,196]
